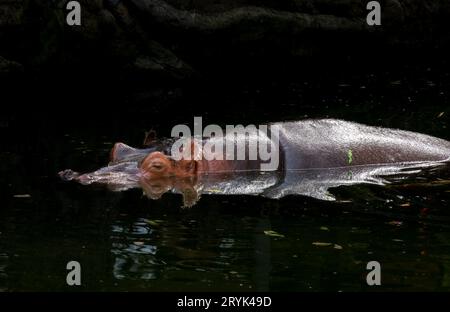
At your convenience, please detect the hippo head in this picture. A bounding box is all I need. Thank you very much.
[140,151,197,179]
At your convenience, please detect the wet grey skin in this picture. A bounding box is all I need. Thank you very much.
[59,119,450,203]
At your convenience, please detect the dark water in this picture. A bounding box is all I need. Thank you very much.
[1,61,450,291]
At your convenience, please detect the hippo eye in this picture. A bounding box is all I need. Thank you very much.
[150,161,165,171]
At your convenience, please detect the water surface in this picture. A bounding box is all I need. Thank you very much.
[1,63,450,291]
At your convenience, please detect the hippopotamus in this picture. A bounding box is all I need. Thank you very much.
[60,119,450,206]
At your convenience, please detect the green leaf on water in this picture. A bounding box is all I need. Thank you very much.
[145,219,163,227]
[320,226,330,231]
[264,230,285,238]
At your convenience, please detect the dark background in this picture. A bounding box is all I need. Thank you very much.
[1,0,450,127]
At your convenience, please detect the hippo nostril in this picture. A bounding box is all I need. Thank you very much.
[58,169,79,181]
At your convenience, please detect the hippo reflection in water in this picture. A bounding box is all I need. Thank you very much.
[60,119,450,206]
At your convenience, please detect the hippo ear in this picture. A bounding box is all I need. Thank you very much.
[110,142,137,164]
[143,129,157,146]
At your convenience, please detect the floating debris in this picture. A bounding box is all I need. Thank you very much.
[387,221,403,226]
[312,242,333,247]
[334,244,343,250]
[13,194,31,198]
[264,230,285,238]
[437,112,445,118]
[145,219,164,227]
[320,226,330,231]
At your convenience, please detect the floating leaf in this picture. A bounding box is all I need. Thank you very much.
[334,244,343,250]
[400,203,411,207]
[387,221,403,226]
[312,242,333,247]
[437,112,445,118]
[320,226,330,231]
[145,219,163,227]
[337,200,353,203]
[264,230,285,238]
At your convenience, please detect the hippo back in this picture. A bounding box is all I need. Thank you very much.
[271,119,450,170]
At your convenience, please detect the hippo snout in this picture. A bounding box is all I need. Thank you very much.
[58,169,80,181]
